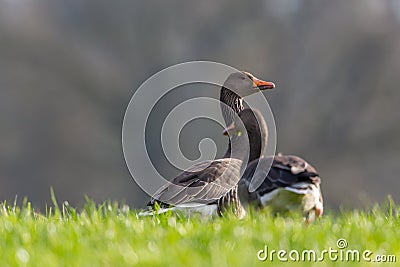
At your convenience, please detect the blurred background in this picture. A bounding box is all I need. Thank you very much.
[1,0,399,211]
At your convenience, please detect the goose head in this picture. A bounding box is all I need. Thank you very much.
[222,71,275,97]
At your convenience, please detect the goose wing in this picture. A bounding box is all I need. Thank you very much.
[148,158,243,207]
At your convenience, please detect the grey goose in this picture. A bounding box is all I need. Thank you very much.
[238,154,323,222]
[222,109,323,222]
[141,72,274,217]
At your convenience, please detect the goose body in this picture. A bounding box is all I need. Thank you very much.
[143,158,244,217]
[238,155,323,222]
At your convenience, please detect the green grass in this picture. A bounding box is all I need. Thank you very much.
[0,195,399,267]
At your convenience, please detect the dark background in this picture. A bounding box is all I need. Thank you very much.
[1,0,399,210]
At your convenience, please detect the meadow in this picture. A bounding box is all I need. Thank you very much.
[0,193,398,267]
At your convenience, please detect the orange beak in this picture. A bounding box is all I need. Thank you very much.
[222,122,235,136]
[253,77,275,90]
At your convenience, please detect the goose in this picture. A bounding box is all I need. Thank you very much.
[222,109,323,222]
[238,155,323,222]
[142,71,274,217]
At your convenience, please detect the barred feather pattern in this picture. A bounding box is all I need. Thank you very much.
[217,185,245,218]
[220,87,244,126]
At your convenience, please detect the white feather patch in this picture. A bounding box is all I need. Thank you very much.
[138,203,218,217]
[284,182,313,194]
